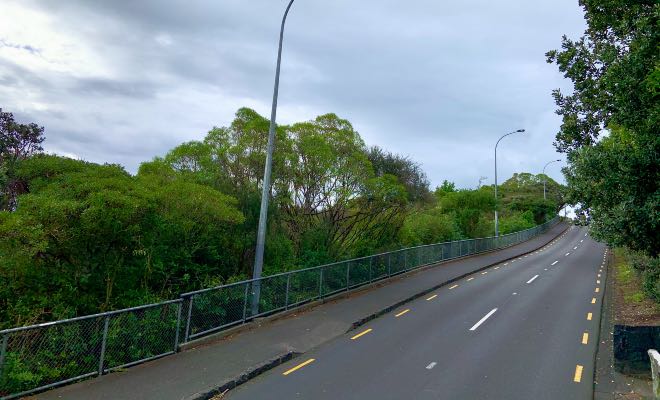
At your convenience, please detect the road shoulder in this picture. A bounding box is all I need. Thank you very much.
[594,249,656,399]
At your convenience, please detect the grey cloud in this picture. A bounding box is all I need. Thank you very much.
[2,0,586,188]
[72,78,158,99]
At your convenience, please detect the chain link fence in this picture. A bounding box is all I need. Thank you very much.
[0,217,558,399]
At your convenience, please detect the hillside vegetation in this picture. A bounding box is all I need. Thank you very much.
[0,107,564,328]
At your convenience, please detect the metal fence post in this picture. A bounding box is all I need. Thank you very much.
[346,262,350,290]
[242,284,249,322]
[387,254,392,276]
[404,251,408,270]
[184,296,194,343]
[285,274,291,310]
[318,268,324,298]
[0,333,7,380]
[98,316,110,376]
[174,301,183,352]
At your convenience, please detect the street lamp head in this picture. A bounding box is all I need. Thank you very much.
[556,159,561,162]
[516,129,525,133]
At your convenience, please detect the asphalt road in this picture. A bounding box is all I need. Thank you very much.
[227,225,606,400]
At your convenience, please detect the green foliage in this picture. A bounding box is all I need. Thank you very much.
[547,0,659,257]
[367,146,432,204]
[0,155,244,328]
[1,108,558,331]
[627,251,660,303]
[0,108,45,210]
[399,209,462,246]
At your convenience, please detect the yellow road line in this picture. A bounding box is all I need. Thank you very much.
[426,294,438,301]
[573,365,583,382]
[283,358,315,375]
[582,332,589,344]
[395,309,410,317]
[587,312,592,320]
[467,277,474,281]
[351,328,373,340]
[449,284,459,289]
[591,298,597,304]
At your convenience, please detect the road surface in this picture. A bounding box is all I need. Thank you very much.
[227,225,606,400]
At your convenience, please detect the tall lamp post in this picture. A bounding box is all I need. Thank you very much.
[252,0,296,315]
[494,129,525,237]
[542,159,561,200]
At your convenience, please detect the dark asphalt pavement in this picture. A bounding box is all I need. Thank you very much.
[227,226,606,400]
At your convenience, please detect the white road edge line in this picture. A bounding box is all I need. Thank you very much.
[426,362,437,370]
[527,275,539,284]
[551,261,558,266]
[469,308,498,331]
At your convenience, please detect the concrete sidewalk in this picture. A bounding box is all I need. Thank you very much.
[32,223,567,400]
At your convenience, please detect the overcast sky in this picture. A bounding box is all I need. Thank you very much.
[0,0,586,189]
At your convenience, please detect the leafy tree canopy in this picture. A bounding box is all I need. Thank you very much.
[546,0,659,256]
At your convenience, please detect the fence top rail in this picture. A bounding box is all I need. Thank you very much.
[0,298,183,335]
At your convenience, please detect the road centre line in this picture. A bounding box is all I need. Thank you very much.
[283,358,315,375]
[395,309,410,317]
[582,332,589,344]
[426,362,437,370]
[426,294,438,301]
[351,328,372,340]
[467,277,474,281]
[591,298,597,304]
[494,266,500,270]
[595,288,600,293]
[449,284,459,290]
[566,253,571,256]
[597,280,600,284]
[574,246,578,250]
[587,312,592,320]
[469,308,498,331]
[551,261,558,265]
[526,275,539,284]
[481,271,488,275]
[574,365,584,382]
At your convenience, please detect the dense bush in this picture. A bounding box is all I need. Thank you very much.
[628,251,660,303]
[0,108,564,330]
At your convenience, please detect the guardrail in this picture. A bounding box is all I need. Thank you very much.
[0,216,558,399]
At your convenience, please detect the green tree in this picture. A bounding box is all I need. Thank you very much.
[0,155,244,327]
[0,108,45,210]
[546,0,659,256]
[367,146,432,204]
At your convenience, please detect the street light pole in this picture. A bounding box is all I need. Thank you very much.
[542,159,561,200]
[252,0,295,316]
[494,129,525,237]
